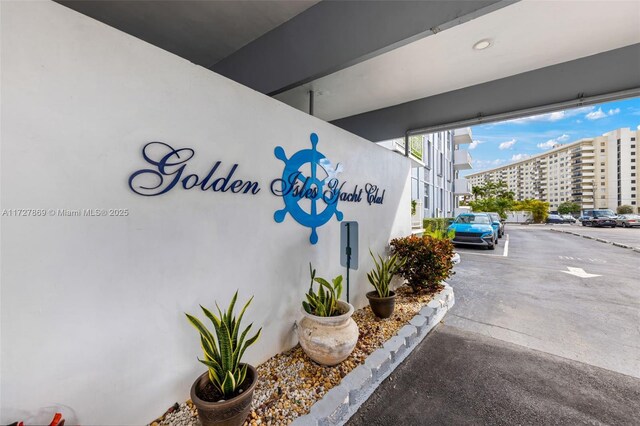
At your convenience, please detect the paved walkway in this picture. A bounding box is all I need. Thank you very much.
[348,325,640,426]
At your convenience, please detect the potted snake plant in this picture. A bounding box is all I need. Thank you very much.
[297,264,359,366]
[185,292,261,426]
[366,250,406,318]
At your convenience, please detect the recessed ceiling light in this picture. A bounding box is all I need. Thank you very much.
[473,39,492,50]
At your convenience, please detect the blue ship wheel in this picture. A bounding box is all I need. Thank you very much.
[274,133,343,244]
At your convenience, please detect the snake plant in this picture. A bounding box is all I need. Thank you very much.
[303,263,344,317]
[367,250,406,298]
[185,291,261,399]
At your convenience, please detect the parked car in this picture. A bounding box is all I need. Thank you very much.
[447,213,498,250]
[581,209,617,227]
[577,215,589,223]
[615,214,640,228]
[485,212,505,238]
[561,214,576,223]
[546,214,564,224]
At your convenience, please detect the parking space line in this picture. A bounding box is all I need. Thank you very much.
[458,252,503,257]
[503,234,509,257]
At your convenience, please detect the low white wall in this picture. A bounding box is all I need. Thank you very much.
[0,2,411,424]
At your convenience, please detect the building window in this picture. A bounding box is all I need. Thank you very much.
[426,140,432,169]
[438,152,443,176]
[424,190,430,210]
[601,149,605,153]
[601,169,605,172]
[632,145,636,149]
[632,201,637,205]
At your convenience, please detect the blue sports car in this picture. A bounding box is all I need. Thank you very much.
[447,213,498,250]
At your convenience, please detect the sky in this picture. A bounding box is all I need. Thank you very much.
[463,96,640,176]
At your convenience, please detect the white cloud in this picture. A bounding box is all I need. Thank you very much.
[608,108,620,116]
[537,140,557,150]
[469,140,483,150]
[504,106,594,125]
[586,108,607,120]
[499,139,516,150]
[511,154,530,161]
[637,124,640,130]
[536,133,572,150]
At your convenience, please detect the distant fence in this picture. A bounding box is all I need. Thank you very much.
[505,211,533,224]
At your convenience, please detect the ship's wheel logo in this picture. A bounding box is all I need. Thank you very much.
[272,133,343,244]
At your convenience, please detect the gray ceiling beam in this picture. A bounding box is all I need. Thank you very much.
[213,0,516,96]
[330,43,640,142]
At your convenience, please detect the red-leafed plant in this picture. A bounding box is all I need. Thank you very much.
[390,234,454,292]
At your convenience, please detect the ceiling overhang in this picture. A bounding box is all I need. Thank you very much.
[212,0,513,95]
[56,0,640,143]
[330,44,640,142]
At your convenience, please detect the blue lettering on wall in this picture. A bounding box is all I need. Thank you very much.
[128,142,261,196]
[129,135,388,245]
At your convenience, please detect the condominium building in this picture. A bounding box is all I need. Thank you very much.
[467,127,639,211]
[380,127,473,222]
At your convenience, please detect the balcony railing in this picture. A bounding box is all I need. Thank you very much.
[454,178,472,195]
[393,136,424,163]
[453,128,473,146]
[454,149,472,170]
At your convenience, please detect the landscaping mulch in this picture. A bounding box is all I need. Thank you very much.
[153,285,440,426]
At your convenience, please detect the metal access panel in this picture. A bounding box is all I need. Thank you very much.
[340,221,359,270]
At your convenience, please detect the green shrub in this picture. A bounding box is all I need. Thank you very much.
[424,228,455,240]
[617,205,633,214]
[185,292,261,399]
[512,199,549,223]
[422,217,455,233]
[390,234,455,292]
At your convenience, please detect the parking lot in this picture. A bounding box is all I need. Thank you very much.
[542,222,640,250]
[449,225,640,377]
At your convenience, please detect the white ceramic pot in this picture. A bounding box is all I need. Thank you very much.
[297,300,359,366]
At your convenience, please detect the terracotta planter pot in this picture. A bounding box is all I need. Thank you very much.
[297,300,359,366]
[366,290,396,319]
[190,364,257,426]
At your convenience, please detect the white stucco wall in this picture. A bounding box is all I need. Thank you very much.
[0,1,411,424]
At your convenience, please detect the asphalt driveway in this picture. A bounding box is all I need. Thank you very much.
[348,325,640,426]
[349,227,640,425]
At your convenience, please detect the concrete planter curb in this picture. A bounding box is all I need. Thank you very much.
[291,284,454,426]
[549,228,640,252]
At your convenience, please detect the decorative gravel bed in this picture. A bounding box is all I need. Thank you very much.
[152,285,439,426]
